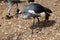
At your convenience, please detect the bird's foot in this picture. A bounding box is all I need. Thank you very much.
[5,15,13,19]
[36,27,42,33]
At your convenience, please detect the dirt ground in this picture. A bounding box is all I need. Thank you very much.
[0,0,60,40]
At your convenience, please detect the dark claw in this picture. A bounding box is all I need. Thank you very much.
[6,15,13,19]
[6,15,10,18]
[9,13,10,15]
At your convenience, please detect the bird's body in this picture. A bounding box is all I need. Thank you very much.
[6,0,24,19]
[22,3,52,19]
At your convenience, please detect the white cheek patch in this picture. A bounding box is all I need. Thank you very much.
[40,12,46,17]
[28,10,36,14]
[19,11,22,14]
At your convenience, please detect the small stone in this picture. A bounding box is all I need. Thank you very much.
[1,1,5,5]
[39,31,41,33]
[34,35,37,37]
[24,27,26,29]
[23,27,27,29]
[1,30,5,32]
[1,4,3,5]
[55,0,58,2]
[8,22,11,25]
[49,39,52,40]
[17,29,20,31]
[52,37,55,40]
[24,39,26,40]
[56,33,60,36]
[13,36,18,40]
[4,32,8,35]
[18,25,21,28]
[22,30,25,33]
[6,20,10,22]
[27,39,30,40]
[55,35,57,37]
[53,27,57,30]
[29,35,32,38]
[53,3,57,6]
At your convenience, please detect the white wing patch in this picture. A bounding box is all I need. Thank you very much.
[28,10,46,17]
[28,10,36,14]
[40,12,46,17]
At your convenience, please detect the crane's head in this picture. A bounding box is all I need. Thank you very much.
[21,11,31,20]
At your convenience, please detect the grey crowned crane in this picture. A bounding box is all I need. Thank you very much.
[22,3,52,22]
[6,0,24,19]
[22,3,52,33]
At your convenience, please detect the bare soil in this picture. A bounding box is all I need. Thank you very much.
[0,0,60,40]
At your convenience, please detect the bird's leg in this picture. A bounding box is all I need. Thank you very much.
[36,17,40,23]
[45,12,50,21]
[15,3,19,18]
[16,3,22,14]
[31,17,35,34]
[36,17,41,33]
[8,1,13,15]
[7,6,12,16]
[6,1,13,19]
